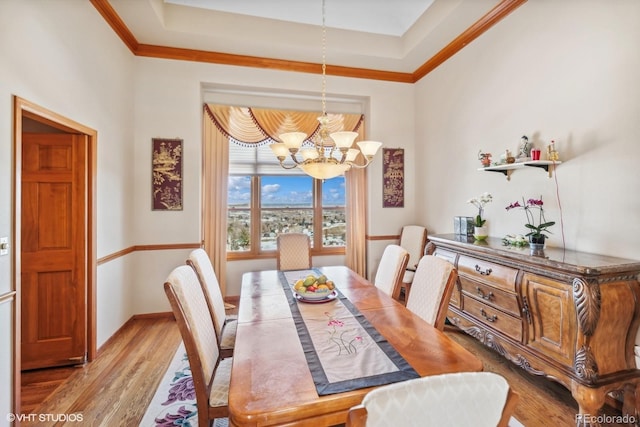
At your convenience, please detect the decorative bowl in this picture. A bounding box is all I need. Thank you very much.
[295,289,334,301]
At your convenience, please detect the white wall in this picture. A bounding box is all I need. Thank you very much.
[0,0,136,417]
[415,0,640,261]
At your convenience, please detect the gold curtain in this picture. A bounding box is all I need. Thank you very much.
[203,107,230,294]
[206,105,363,144]
[345,166,367,276]
[202,104,368,286]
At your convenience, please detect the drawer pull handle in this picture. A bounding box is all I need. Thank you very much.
[475,265,492,276]
[475,286,494,301]
[480,308,497,322]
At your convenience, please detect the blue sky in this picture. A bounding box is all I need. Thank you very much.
[228,175,345,207]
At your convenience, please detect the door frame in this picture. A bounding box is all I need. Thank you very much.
[12,96,97,412]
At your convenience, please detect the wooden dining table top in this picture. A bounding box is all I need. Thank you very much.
[228,265,483,427]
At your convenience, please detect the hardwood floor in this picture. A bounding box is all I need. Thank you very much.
[20,311,626,427]
[21,315,181,426]
[445,328,578,426]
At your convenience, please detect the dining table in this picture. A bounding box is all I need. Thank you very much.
[228,265,483,427]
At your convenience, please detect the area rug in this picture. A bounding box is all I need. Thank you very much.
[140,342,523,427]
[139,342,228,427]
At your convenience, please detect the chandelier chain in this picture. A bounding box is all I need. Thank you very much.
[321,0,327,117]
[267,0,382,180]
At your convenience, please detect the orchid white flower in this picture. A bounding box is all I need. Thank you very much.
[467,192,493,226]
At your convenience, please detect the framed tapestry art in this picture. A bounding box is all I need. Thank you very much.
[152,138,183,210]
[382,148,404,208]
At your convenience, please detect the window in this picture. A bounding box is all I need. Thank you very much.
[227,173,346,257]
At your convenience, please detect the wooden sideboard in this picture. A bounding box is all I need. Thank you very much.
[428,234,640,421]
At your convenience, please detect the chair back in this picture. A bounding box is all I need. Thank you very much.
[276,233,312,270]
[164,265,222,426]
[399,225,428,273]
[187,248,227,338]
[405,255,457,331]
[346,372,518,427]
[373,244,409,300]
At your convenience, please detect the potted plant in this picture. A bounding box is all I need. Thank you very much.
[505,197,555,251]
[468,192,493,240]
[478,150,492,167]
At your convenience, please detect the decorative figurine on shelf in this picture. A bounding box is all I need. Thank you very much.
[500,149,516,164]
[517,135,532,160]
[478,150,492,167]
[547,140,560,161]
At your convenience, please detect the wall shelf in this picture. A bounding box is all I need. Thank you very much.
[478,160,561,181]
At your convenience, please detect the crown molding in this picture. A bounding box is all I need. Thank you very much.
[91,0,527,84]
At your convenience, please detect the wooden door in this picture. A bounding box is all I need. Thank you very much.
[21,133,87,370]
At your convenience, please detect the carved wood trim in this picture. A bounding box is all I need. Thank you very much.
[425,241,436,255]
[573,277,601,337]
[574,345,599,384]
[453,322,546,376]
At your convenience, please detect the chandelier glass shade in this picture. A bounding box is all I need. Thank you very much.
[269,0,382,180]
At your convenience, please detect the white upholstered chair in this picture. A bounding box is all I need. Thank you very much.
[276,233,312,271]
[187,248,237,358]
[399,225,428,298]
[164,265,232,427]
[405,255,458,331]
[373,244,409,301]
[346,372,518,427]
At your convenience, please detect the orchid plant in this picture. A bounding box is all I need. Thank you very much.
[468,192,493,227]
[505,197,555,240]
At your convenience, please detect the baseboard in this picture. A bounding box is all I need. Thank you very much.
[97,312,175,356]
[132,311,175,320]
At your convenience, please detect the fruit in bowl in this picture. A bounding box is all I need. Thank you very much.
[293,274,335,300]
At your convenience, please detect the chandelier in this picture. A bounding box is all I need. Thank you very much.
[269,0,382,180]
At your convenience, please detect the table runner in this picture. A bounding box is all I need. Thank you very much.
[280,269,419,395]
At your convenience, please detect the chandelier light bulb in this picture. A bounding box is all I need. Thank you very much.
[279,132,307,150]
[330,131,358,149]
[357,141,383,158]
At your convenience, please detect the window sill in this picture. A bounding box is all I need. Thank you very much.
[227,247,345,261]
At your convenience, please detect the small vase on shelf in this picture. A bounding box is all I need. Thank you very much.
[473,224,489,241]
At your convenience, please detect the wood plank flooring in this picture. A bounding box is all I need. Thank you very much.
[21,315,181,426]
[445,328,579,426]
[20,308,626,426]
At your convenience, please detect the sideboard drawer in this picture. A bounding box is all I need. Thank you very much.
[459,277,520,316]
[457,255,518,293]
[434,248,457,265]
[464,297,522,341]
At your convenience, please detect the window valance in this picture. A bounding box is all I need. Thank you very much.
[204,104,364,147]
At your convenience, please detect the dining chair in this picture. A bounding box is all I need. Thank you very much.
[345,372,518,427]
[187,248,237,358]
[164,265,232,427]
[398,225,428,299]
[276,232,312,270]
[405,255,458,331]
[373,244,409,301]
